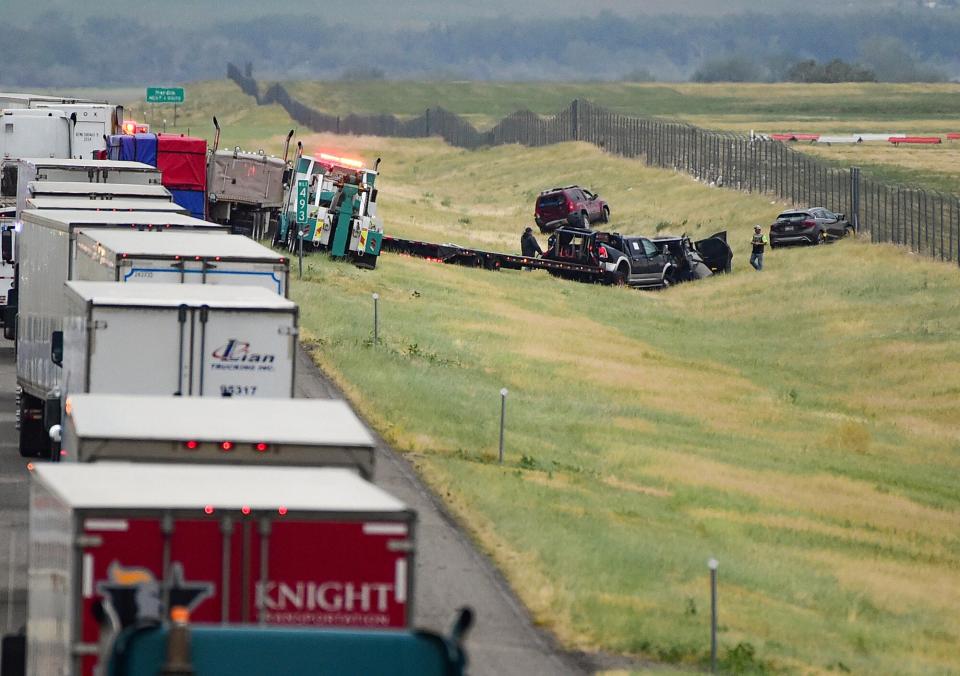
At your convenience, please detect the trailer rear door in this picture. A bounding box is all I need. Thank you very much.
[196,306,295,397]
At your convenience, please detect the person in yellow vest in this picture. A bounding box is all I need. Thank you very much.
[750,224,769,271]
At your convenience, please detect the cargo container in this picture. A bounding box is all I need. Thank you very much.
[59,394,375,477]
[72,229,288,296]
[27,462,416,676]
[5,158,161,210]
[16,180,175,216]
[16,211,227,457]
[0,110,72,169]
[0,184,183,341]
[33,103,120,160]
[60,281,297,403]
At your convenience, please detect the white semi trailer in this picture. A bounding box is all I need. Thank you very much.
[0,181,182,339]
[15,210,227,458]
[59,394,375,477]
[59,281,297,414]
[72,229,289,296]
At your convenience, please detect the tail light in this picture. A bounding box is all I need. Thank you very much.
[566,200,574,212]
[802,219,816,228]
[598,245,608,259]
[220,441,234,452]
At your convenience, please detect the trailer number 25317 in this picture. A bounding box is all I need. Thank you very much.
[220,385,257,396]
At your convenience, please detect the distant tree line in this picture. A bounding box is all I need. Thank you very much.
[0,9,957,86]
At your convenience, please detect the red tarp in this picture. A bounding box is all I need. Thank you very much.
[156,134,207,191]
[888,136,941,145]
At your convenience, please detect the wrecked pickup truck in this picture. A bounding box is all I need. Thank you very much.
[542,226,732,288]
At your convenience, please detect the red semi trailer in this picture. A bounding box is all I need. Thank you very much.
[27,462,416,676]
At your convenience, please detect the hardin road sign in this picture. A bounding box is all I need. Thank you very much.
[146,87,185,104]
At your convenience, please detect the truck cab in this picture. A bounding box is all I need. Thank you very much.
[278,153,383,268]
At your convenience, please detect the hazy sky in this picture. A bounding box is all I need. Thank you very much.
[7,0,902,27]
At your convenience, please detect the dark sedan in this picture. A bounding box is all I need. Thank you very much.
[769,208,855,247]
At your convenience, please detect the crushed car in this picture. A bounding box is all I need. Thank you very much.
[542,226,732,288]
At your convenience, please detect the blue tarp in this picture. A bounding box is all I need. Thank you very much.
[170,188,205,219]
[131,133,157,166]
[106,133,157,166]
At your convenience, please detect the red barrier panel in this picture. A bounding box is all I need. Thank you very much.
[889,136,942,145]
[946,133,960,140]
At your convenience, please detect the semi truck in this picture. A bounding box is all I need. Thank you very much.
[3,158,162,210]
[0,92,122,157]
[33,103,120,160]
[207,118,293,240]
[276,150,384,269]
[72,229,289,296]
[15,211,227,457]
[58,394,376,477]
[25,462,417,676]
[0,182,182,340]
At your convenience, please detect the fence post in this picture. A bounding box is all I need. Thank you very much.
[850,167,861,234]
[571,99,579,141]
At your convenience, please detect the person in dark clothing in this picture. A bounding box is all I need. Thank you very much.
[521,227,543,258]
[750,224,769,271]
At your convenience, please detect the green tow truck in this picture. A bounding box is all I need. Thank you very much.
[275,148,384,269]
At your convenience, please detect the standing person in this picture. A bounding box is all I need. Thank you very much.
[521,227,543,258]
[750,224,769,271]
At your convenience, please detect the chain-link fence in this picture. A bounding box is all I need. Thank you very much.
[229,65,960,266]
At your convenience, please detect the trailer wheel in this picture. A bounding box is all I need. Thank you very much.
[580,211,590,228]
[601,206,610,223]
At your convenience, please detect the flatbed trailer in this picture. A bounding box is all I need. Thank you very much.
[381,235,607,280]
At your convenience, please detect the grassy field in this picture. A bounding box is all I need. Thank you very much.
[146,82,960,673]
[270,127,959,673]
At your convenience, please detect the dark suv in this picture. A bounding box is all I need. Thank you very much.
[769,207,854,247]
[534,186,608,232]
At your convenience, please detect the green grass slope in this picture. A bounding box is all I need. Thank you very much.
[154,82,960,673]
[286,130,960,673]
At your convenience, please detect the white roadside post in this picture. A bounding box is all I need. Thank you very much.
[372,293,380,344]
[498,388,508,464]
[709,557,719,672]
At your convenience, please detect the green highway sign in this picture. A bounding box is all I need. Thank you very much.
[146,87,185,104]
[296,179,309,223]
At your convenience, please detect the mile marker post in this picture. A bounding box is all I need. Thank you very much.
[498,388,508,464]
[708,558,719,673]
[372,293,380,344]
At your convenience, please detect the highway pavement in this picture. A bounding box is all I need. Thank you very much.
[0,342,583,674]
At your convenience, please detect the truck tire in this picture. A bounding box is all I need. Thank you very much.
[606,263,629,286]
[580,211,590,228]
[601,206,610,223]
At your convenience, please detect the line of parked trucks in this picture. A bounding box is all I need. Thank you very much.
[0,93,463,676]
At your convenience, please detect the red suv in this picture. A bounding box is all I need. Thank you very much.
[534,186,609,232]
